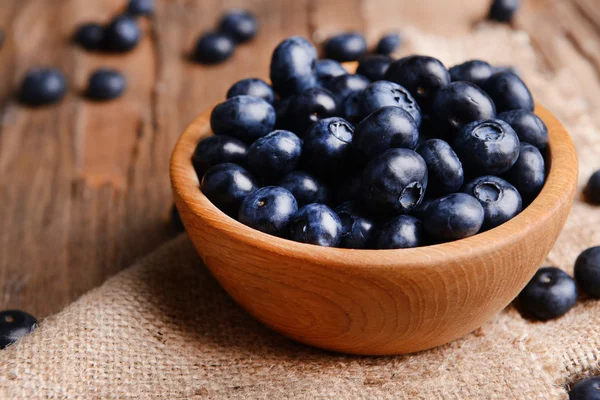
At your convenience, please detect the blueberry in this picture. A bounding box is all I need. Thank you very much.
[375,33,401,55]
[482,71,534,112]
[193,32,235,64]
[0,310,37,349]
[324,32,367,62]
[277,88,338,137]
[586,170,600,204]
[288,203,342,247]
[218,9,258,43]
[503,143,545,204]
[463,175,522,230]
[171,204,185,233]
[417,139,464,195]
[270,36,318,97]
[497,110,548,150]
[409,196,434,219]
[302,117,354,178]
[315,59,347,86]
[192,135,248,177]
[353,106,419,163]
[423,193,484,241]
[210,95,276,143]
[431,81,496,135]
[517,267,577,321]
[489,0,519,22]
[574,246,600,298]
[238,186,298,236]
[333,173,362,204]
[226,78,274,104]
[127,0,154,16]
[374,215,425,249]
[454,119,520,175]
[86,68,126,101]
[335,201,375,249]
[74,23,105,51]
[19,68,67,106]
[278,170,330,207]
[200,163,258,217]
[341,92,362,123]
[569,377,600,400]
[247,130,302,181]
[356,55,393,82]
[104,15,141,52]
[361,148,428,214]
[325,74,370,103]
[384,55,451,113]
[359,80,421,126]
[448,60,495,87]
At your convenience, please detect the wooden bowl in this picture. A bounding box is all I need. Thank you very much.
[170,105,577,355]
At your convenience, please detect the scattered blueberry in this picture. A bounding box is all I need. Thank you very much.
[574,246,600,298]
[356,55,393,82]
[503,143,546,204]
[288,203,342,247]
[586,170,600,204]
[375,33,401,56]
[463,175,522,231]
[324,32,367,62]
[238,186,298,236]
[192,135,248,177]
[218,9,258,43]
[497,110,548,150]
[127,0,154,16]
[423,193,484,241]
[315,59,347,86]
[334,173,362,205]
[210,95,276,143]
[518,267,577,321]
[171,204,185,232]
[193,32,235,64]
[0,310,37,349]
[374,215,425,249]
[448,60,495,87]
[278,170,330,207]
[270,36,318,97]
[278,87,338,137]
[417,139,464,196]
[326,74,370,104]
[226,78,274,104]
[482,71,534,113]
[569,377,600,400]
[200,163,258,217]
[247,130,303,181]
[489,0,520,22]
[86,68,126,101]
[302,117,354,178]
[359,80,422,126]
[19,68,67,106]
[103,15,141,52]
[74,23,105,51]
[335,201,375,249]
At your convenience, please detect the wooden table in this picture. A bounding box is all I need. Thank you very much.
[0,0,598,318]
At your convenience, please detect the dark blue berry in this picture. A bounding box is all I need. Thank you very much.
[277,87,338,137]
[0,310,37,349]
[423,193,484,241]
[19,68,67,106]
[200,163,258,217]
[356,55,393,82]
[489,0,519,22]
[574,246,600,298]
[586,170,600,204]
[171,204,185,233]
[503,143,545,204]
[315,59,347,86]
[86,68,126,101]
[374,215,425,249]
[210,95,276,143]
[417,139,464,196]
[353,106,419,163]
[193,32,235,64]
[361,148,428,215]
[227,78,274,104]
[302,117,354,178]
[482,71,534,112]
[335,201,375,249]
[324,32,367,62]
[192,135,248,177]
[497,110,548,150]
[127,0,154,16]
[518,267,577,321]
[409,196,434,219]
[341,92,362,123]
[463,175,522,231]
[218,10,258,43]
[278,170,330,207]
[375,33,401,55]
[288,203,342,247]
[569,377,600,400]
[74,23,105,51]
[334,173,362,205]
[270,36,318,97]
[325,74,370,103]
[104,15,141,52]
[247,130,302,181]
[448,60,495,87]
[454,119,520,175]
[238,186,298,236]
[359,80,421,126]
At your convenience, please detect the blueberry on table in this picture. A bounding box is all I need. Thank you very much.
[238,186,298,237]
[482,71,534,113]
[423,193,484,242]
[454,119,520,175]
[463,175,522,231]
[193,32,235,64]
[210,95,276,143]
[0,310,37,349]
[302,117,354,178]
[324,32,367,62]
[247,130,303,181]
[384,55,451,113]
[374,215,425,249]
[586,170,600,204]
[315,59,347,86]
[359,80,421,126]
[353,106,419,163]
[171,204,185,233]
[417,139,464,196]
[103,15,141,52]
[361,148,428,215]
[497,110,548,150]
[517,267,577,321]
[489,0,520,22]
[127,0,154,16]
[574,246,600,298]
[278,87,338,137]
[226,78,274,104]
[86,68,126,101]
[569,376,600,400]
[503,143,545,204]
[19,68,67,106]
[278,170,330,207]
[270,36,318,97]
[288,203,342,247]
[356,55,393,82]
[335,201,375,249]
[218,9,258,43]
[375,33,401,56]
[192,135,248,177]
[431,81,496,135]
[448,60,495,87]
[200,163,258,217]
[325,74,370,104]
[74,23,105,51]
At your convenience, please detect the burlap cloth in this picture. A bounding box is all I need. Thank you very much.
[1,26,600,399]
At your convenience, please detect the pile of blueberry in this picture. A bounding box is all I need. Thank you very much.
[194,35,548,249]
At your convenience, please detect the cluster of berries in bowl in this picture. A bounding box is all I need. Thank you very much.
[193,35,548,249]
